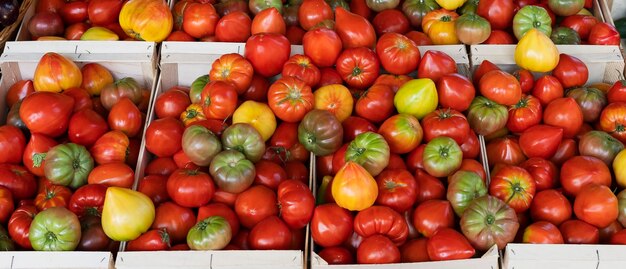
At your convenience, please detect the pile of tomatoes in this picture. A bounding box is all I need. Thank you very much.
[0,52,152,251]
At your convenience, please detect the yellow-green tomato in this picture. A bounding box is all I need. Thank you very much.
[394,78,438,120]
[102,187,155,241]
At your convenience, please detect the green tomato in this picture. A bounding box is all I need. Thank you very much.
[402,0,439,28]
[182,125,222,167]
[467,96,509,136]
[44,143,94,189]
[346,132,390,176]
[366,0,399,12]
[460,195,519,251]
[548,0,584,17]
[187,216,232,250]
[458,0,478,14]
[618,190,626,227]
[394,78,438,120]
[209,150,256,194]
[0,225,15,251]
[298,109,343,156]
[422,136,462,177]
[513,5,553,41]
[29,207,81,251]
[447,170,488,216]
[190,75,210,104]
[551,27,581,45]
[222,123,266,163]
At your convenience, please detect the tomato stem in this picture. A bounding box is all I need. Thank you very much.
[32,153,46,168]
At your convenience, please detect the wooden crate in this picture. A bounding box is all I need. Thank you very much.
[0,252,114,269]
[503,244,626,269]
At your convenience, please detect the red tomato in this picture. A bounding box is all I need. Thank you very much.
[298,0,334,30]
[200,81,238,121]
[334,7,376,49]
[372,9,410,35]
[513,69,534,93]
[417,50,457,82]
[0,164,36,200]
[588,22,621,45]
[523,221,564,244]
[374,169,419,213]
[311,203,354,247]
[375,33,419,76]
[412,200,455,238]
[251,7,286,35]
[87,0,123,26]
[285,25,305,45]
[285,161,309,184]
[335,47,380,89]
[520,158,559,191]
[155,89,191,119]
[473,60,501,85]
[8,205,37,249]
[458,159,487,181]
[354,205,409,245]
[63,87,93,112]
[551,138,579,166]
[530,189,571,225]
[532,75,564,107]
[183,2,219,39]
[355,84,394,123]
[405,31,433,45]
[486,136,527,167]
[281,54,321,87]
[108,98,142,138]
[253,160,287,190]
[543,97,583,138]
[167,169,215,208]
[6,80,34,108]
[600,221,623,243]
[127,229,170,251]
[560,15,598,40]
[87,163,134,188]
[379,114,424,154]
[599,102,626,143]
[248,216,292,250]
[36,0,65,13]
[507,95,543,133]
[357,235,401,264]
[574,184,618,228]
[317,67,344,88]
[331,144,349,176]
[415,169,446,203]
[519,124,563,159]
[401,238,429,262]
[437,73,475,112]
[20,92,74,138]
[427,228,475,261]
[166,30,196,41]
[483,30,516,44]
[552,54,589,89]
[560,156,611,197]
[21,133,56,177]
[145,157,178,177]
[421,109,470,145]
[319,246,354,264]
[0,186,13,223]
[211,189,238,207]
[34,185,71,211]
[215,11,251,42]
[477,0,515,30]
[607,80,626,103]
[277,180,314,229]
[68,184,107,218]
[479,70,523,106]
[145,117,184,158]
[489,165,536,213]
[197,203,240,236]
[267,77,314,123]
[560,219,600,244]
[341,116,376,143]
[68,109,109,147]
[235,185,279,228]
[137,175,170,205]
[245,33,291,77]
[151,202,195,243]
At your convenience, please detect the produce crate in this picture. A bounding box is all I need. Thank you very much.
[0,0,32,54]
[115,42,309,269]
[0,252,114,269]
[502,244,626,269]
[599,0,626,68]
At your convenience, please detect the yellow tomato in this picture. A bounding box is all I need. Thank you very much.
[233,101,276,141]
[515,28,559,73]
[80,27,119,41]
[180,104,207,126]
[33,52,82,93]
[102,187,155,241]
[394,78,438,120]
[37,36,66,41]
[436,0,467,10]
[589,82,612,93]
[615,149,626,188]
[119,0,173,42]
[314,84,354,122]
[332,162,378,211]
[578,8,593,16]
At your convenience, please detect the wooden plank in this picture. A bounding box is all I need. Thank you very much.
[116,250,303,269]
[503,244,626,269]
[0,252,114,269]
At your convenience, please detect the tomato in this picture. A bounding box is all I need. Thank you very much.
[520,158,558,191]
[77,215,114,251]
[375,33,419,76]
[607,80,626,103]
[145,117,184,158]
[401,0,438,28]
[68,184,107,219]
[100,77,144,111]
[266,77,315,123]
[137,175,169,205]
[6,80,34,108]
[335,47,380,89]
[209,54,253,95]
[311,203,353,247]
[108,98,142,138]
[332,161,378,211]
[87,0,122,26]
[518,124,563,159]
[20,92,74,137]
[447,171,487,217]
[44,143,94,189]
[235,185,278,228]
[62,88,93,113]
[277,180,315,229]
[33,53,82,93]
[422,109,470,145]
[588,22,621,45]
[197,203,239,236]
[33,184,71,213]
[437,73,475,112]
[334,7,376,49]
[245,33,291,77]
[559,219,599,244]
[479,70,522,106]
[485,136,525,167]
[455,12,491,45]
[476,0,515,30]
[507,95,542,133]
[579,130,624,166]
[529,189,571,226]
[405,31,433,45]
[489,165,536,213]
[532,75,563,107]
[422,9,459,44]
[372,9,410,35]
[354,85,394,125]
[302,28,342,68]
[458,159,486,180]
[522,221,564,244]
[68,109,109,147]
[246,215,292,250]
[29,207,81,251]
[166,169,215,208]
[357,234,401,264]
[395,79,438,120]
[126,228,171,251]
[298,109,343,156]
[0,126,24,165]
[544,97,583,138]
[560,15,597,40]
[314,84,354,123]
[379,114,424,155]
[154,89,190,120]
[552,54,588,89]
[423,136,463,177]
[8,205,37,249]
[90,131,130,166]
[345,132,390,177]
[86,162,133,188]
[412,200,454,238]
[575,184,618,228]
[460,195,519,250]
[561,156,611,197]
[145,158,177,177]
[119,0,172,41]
[102,187,155,242]
[148,202,195,244]
[0,186,13,224]
[427,228,475,261]
[319,247,354,264]
[181,2,218,39]
[417,50,457,83]
[186,215,232,250]
[483,30,516,44]
[375,169,417,213]
[415,169,446,203]
[600,221,623,243]
[214,11,251,42]
[473,60,501,85]
[298,0,333,30]
[340,117,376,143]
[599,102,626,144]
[250,7,285,35]
[200,81,238,121]
[616,150,626,188]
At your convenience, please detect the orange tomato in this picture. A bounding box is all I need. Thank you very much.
[33,52,82,93]
[314,84,354,122]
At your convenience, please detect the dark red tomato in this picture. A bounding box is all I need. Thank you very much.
[560,219,600,244]
[477,0,515,30]
[145,117,185,157]
[599,221,623,243]
[519,124,564,159]
[331,144,349,176]
[387,154,407,171]
[413,200,455,238]
[560,15,598,40]
[242,74,270,102]
[235,185,279,229]
[311,203,354,248]
[349,0,371,20]
[543,97,583,138]
[415,169,446,204]
[520,158,559,191]
[405,31,433,46]
[401,238,430,262]
[483,30,516,44]
[0,186,13,223]
[0,125,25,165]
[0,164,36,200]
[317,67,344,88]
[167,169,215,208]
[63,87,93,112]
[8,205,37,249]
[417,50,457,82]
[245,33,291,77]
[59,1,88,25]
[427,228,475,261]
[530,189,571,225]
[68,184,107,218]
[372,9,410,35]
[560,156,611,197]
[197,203,240,236]
[285,161,309,184]
[421,109,470,145]
[522,221,564,244]
[607,80,626,103]
[376,169,418,214]
[437,73,475,112]
[588,22,621,45]
[145,157,178,176]
[610,229,626,244]
[254,160,287,190]
[342,116,377,142]
[78,215,113,251]
[486,136,527,167]
[68,109,109,147]
[507,95,543,134]
[298,0,334,30]
[552,54,589,89]
[152,202,195,243]
[317,155,334,177]
[285,25,305,45]
[551,138,578,166]
[127,229,170,251]
[138,175,170,205]
[154,89,191,119]
[357,235,401,264]
[88,0,123,26]
[230,230,250,250]
[532,75,564,107]
[319,246,354,264]
[405,145,425,173]
[248,216,292,250]
[513,69,534,93]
